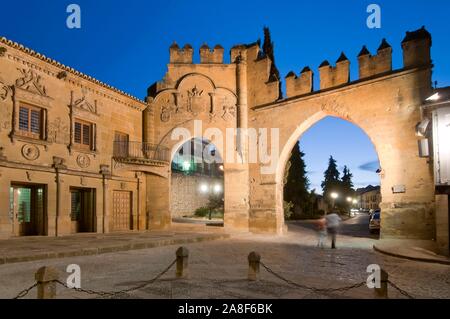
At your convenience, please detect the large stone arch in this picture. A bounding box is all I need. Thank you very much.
[145,72,250,230]
[248,68,435,238]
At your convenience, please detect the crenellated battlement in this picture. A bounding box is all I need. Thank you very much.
[285,26,432,98]
[358,38,392,79]
[169,42,194,64]
[199,44,224,64]
[161,27,432,102]
[285,67,313,97]
[318,52,350,90]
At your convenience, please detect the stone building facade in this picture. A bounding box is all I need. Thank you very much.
[0,27,447,245]
[357,185,382,210]
[0,37,168,238]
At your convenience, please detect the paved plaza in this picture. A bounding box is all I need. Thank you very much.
[1,214,449,299]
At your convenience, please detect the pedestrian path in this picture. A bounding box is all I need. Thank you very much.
[0,225,229,265]
[374,239,450,265]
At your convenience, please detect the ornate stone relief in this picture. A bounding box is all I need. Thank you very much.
[70,89,98,115]
[321,100,350,120]
[219,95,237,122]
[77,154,91,168]
[48,117,69,144]
[15,68,47,96]
[186,85,206,115]
[21,144,40,161]
[156,76,237,125]
[0,76,10,101]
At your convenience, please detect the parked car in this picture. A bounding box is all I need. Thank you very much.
[369,210,381,233]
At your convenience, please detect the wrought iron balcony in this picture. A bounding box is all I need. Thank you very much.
[113,141,170,165]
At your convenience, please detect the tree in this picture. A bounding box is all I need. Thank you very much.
[341,165,355,208]
[262,26,282,99]
[321,156,341,207]
[341,166,354,192]
[284,141,310,217]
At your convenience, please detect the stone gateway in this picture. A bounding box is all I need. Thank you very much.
[0,27,442,242]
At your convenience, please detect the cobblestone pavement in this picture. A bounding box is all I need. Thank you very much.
[1,213,449,299]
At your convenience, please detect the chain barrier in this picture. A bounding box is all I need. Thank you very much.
[260,261,366,295]
[12,283,38,299]
[12,259,177,299]
[12,258,417,299]
[260,261,416,298]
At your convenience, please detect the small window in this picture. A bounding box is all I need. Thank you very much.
[18,104,42,139]
[74,119,93,150]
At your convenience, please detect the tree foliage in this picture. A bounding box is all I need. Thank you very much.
[321,156,341,203]
[284,142,311,217]
[262,26,282,99]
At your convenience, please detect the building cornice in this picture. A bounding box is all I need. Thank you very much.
[0,36,147,111]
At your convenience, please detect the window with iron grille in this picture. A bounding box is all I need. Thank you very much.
[74,119,93,150]
[18,104,42,139]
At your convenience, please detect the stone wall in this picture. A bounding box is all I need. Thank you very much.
[170,172,222,218]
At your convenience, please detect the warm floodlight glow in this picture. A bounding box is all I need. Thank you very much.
[426,93,440,101]
[200,183,209,193]
[330,192,339,199]
[213,184,222,194]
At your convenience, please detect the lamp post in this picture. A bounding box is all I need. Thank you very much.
[200,182,223,220]
[330,192,339,214]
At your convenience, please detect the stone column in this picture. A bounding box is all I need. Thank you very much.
[146,173,171,229]
[52,157,67,237]
[224,51,250,232]
[100,165,111,234]
[143,99,155,144]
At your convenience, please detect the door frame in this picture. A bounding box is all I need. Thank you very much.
[112,190,133,232]
[10,182,48,236]
[70,187,97,233]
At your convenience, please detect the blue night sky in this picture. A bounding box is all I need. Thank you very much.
[1,0,449,191]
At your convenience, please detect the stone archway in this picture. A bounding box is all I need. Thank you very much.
[248,67,435,239]
[146,28,437,240]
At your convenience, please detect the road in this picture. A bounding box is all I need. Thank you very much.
[0,213,449,299]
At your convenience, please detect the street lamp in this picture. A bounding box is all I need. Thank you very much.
[346,197,353,217]
[330,192,339,214]
[200,182,223,220]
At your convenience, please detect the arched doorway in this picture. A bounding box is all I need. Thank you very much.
[170,138,224,226]
[282,116,381,239]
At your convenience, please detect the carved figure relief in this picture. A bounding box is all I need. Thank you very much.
[77,154,91,168]
[15,68,47,96]
[71,89,98,114]
[21,144,40,161]
[187,85,205,115]
[155,74,237,125]
[48,117,69,144]
[220,96,237,122]
[0,76,10,101]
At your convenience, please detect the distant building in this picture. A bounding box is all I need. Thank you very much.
[422,86,450,256]
[356,185,381,210]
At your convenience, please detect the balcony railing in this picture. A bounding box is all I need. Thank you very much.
[113,141,170,164]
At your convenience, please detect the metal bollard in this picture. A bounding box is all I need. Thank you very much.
[375,268,389,298]
[35,266,59,299]
[248,252,261,281]
[176,247,189,279]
